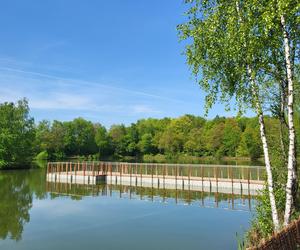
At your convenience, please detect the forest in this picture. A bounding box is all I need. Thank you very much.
[1,98,299,168]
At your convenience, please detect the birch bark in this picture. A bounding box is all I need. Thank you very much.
[248,66,280,231]
[235,0,280,230]
[281,14,297,226]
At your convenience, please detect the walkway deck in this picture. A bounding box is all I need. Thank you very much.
[46,161,265,195]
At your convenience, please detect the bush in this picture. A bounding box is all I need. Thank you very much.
[36,151,48,160]
[143,154,154,162]
[53,151,65,160]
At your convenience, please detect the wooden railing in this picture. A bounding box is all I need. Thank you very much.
[47,161,265,185]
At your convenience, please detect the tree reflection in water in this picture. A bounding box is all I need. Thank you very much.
[0,169,46,241]
[0,168,255,242]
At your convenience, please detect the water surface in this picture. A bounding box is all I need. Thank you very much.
[0,169,256,250]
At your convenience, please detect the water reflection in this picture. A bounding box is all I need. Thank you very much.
[46,181,255,212]
[0,172,31,240]
[0,170,47,241]
[0,168,256,247]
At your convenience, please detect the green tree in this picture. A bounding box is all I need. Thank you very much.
[205,121,225,157]
[237,126,262,160]
[64,118,97,156]
[139,133,155,154]
[222,119,241,157]
[95,124,110,157]
[178,0,287,230]
[184,128,205,155]
[35,120,51,155]
[109,124,127,156]
[48,120,67,159]
[124,124,139,156]
[0,99,35,168]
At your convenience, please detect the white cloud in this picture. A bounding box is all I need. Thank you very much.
[0,64,168,118]
[132,104,161,114]
[0,65,183,103]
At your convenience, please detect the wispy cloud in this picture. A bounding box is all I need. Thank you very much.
[0,61,171,124]
[132,104,161,114]
[0,65,183,103]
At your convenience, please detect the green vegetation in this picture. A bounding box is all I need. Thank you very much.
[0,99,35,168]
[34,114,267,162]
[178,0,299,245]
[1,98,299,171]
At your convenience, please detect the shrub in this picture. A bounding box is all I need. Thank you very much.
[36,151,48,160]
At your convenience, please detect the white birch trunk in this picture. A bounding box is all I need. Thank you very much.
[235,0,280,230]
[281,15,297,226]
[248,66,280,231]
[279,84,287,163]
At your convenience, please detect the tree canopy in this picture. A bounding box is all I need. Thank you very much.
[0,99,35,168]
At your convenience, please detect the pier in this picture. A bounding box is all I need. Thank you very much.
[46,161,265,195]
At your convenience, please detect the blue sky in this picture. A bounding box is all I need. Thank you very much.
[0,0,245,127]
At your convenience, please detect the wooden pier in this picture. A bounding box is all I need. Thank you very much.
[46,161,265,195]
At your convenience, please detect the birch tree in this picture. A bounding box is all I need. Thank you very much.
[278,1,299,226]
[255,0,299,225]
[178,0,282,230]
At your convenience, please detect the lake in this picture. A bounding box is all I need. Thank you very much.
[0,168,256,250]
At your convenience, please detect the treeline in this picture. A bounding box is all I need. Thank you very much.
[35,113,265,161]
[2,99,300,169]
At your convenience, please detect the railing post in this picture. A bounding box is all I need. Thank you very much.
[92,161,95,177]
[227,167,230,181]
[120,163,122,178]
[83,162,86,176]
[130,163,132,179]
[214,166,216,182]
[242,167,244,180]
[151,164,153,180]
[247,168,250,187]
